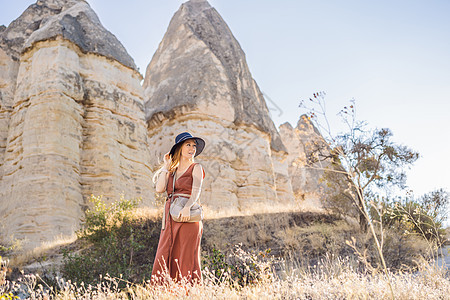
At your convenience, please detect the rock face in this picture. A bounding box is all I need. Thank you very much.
[143,0,295,217]
[0,0,153,250]
[279,115,330,211]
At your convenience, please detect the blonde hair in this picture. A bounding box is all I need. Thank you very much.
[152,140,195,185]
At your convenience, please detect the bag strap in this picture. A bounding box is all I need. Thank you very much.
[172,169,177,201]
[162,169,177,231]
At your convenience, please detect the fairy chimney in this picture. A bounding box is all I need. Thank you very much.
[143,0,296,217]
[0,0,153,250]
[279,115,333,210]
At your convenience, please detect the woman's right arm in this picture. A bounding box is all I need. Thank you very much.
[155,170,169,193]
[154,152,171,193]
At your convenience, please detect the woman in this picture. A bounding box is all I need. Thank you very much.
[151,132,206,284]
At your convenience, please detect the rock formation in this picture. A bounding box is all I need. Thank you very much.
[0,0,153,250]
[279,115,331,210]
[143,0,295,217]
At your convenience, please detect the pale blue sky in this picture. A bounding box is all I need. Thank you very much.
[2,1,449,220]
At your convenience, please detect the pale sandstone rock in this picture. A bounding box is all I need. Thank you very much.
[279,116,330,211]
[0,0,61,182]
[0,0,153,250]
[24,1,137,70]
[0,48,19,173]
[144,0,295,217]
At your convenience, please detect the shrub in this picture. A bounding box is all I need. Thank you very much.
[61,194,160,286]
[372,189,449,246]
[202,244,274,287]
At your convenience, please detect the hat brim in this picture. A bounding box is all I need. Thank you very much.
[169,136,205,158]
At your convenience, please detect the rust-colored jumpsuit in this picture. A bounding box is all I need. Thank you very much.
[151,163,205,284]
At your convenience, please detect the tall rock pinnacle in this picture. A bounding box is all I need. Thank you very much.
[0,0,137,69]
[143,0,285,152]
[0,0,151,250]
[279,115,331,210]
[143,0,294,216]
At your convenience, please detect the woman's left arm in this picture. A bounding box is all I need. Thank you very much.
[179,164,204,221]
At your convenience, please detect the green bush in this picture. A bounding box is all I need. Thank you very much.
[202,245,229,280]
[61,195,160,286]
[79,194,139,241]
[384,200,446,245]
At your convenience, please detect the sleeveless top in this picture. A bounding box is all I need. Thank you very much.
[166,163,205,197]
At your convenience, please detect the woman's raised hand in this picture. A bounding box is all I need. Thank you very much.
[163,152,171,169]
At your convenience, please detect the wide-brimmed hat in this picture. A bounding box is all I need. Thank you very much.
[169,132,205,158]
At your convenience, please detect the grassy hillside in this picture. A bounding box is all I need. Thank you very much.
[1,196,446,299]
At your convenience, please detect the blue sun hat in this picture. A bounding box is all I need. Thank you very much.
[169,132,205,157]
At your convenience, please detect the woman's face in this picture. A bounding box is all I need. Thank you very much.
[180,139,197,160]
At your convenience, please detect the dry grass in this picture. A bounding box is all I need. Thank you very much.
[4,208,433,284]
[1,251,448,299]
[201,210,343,256]
[8,234,78,269]
[201,200,326,220]
[2,202,445,299]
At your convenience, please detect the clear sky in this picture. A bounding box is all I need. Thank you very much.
[2,0,449,221]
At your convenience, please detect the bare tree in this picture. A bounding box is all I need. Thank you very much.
[299,92,420,299]
[299,92,419,232]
